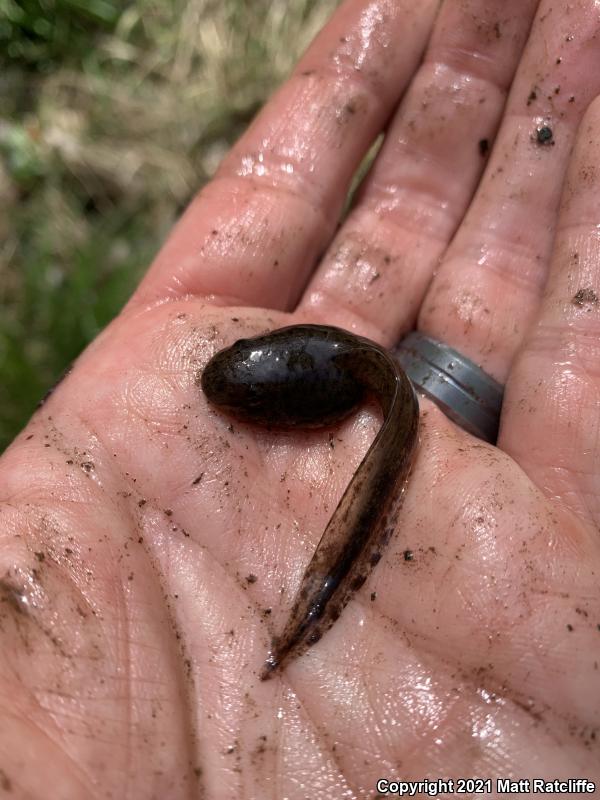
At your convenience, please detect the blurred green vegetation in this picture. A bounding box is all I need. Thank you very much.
[0,0,340,450]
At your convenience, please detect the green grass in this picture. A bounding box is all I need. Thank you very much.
[0,0,340,450]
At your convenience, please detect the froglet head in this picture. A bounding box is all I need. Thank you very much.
[201,325,364,428]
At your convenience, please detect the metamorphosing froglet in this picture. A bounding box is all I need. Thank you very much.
[201,324,419,679]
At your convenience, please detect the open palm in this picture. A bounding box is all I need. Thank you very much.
[2,0,600,796]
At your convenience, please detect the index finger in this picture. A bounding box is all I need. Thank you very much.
[132,0,440,310]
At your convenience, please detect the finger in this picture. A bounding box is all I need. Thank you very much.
[132,0,440,311]
[500,95,600,525]
[418,0,600,381]
[298,0,540,342]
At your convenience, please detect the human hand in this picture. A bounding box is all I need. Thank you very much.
[2,0,600,796]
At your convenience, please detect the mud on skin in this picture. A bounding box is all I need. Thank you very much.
[201,323,419,678]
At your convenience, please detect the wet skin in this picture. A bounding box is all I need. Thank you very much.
[201,324,419,678]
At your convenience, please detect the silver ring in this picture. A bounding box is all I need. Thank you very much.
[391,332,504,444]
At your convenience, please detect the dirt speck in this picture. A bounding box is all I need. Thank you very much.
[572,288,598,307]
[535,125,554,146]
[0,768,12,791]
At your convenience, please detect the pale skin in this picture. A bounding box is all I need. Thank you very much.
[1,0,600,796]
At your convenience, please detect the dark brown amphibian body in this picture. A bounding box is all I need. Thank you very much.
[201,324,419,679]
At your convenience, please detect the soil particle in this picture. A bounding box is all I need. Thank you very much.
[535,125,554,146]
[572,288,598,307]
[0,769,12,791]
